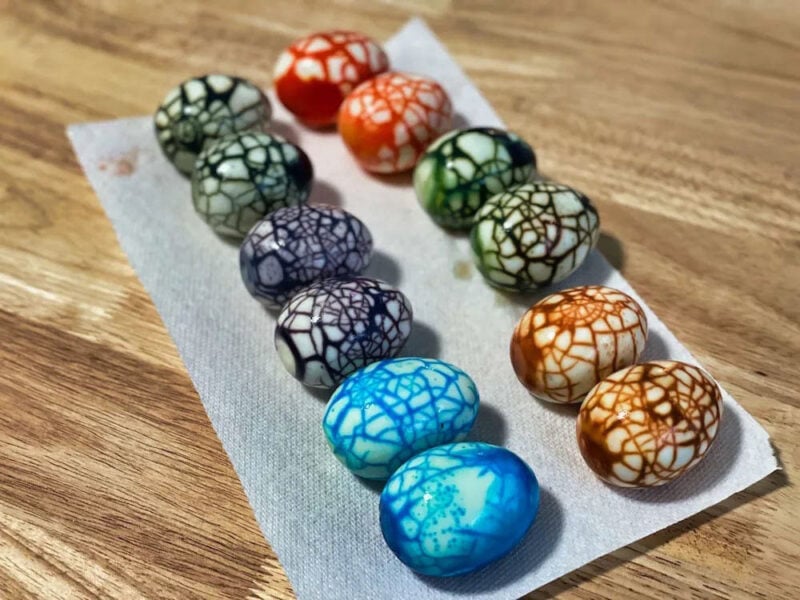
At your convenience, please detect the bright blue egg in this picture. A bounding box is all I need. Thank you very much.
[379,442,539,577]
[322,358,480,480]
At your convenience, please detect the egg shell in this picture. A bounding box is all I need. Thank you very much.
[191,132,313,238]
[577,360,724,488]
[323,358,480,480]
[338,72,453,174]
[154,74,271,175]
[239,205,373,309]
[470,181,600,292]
[275,276,413,389]
[380,442,539,577]
[414,127,537,229]
[274,30,389,126]
[510,286,648,404]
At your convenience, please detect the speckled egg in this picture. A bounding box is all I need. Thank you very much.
[380,442,539,577]
[154,74,271,175]
[191,132,313,238]
[470,182,600,292]
[239,205,373,309]
[511,286,648,404]
[577,360,724,488]
[414,127,537,229]
[323,358,480,480]
[274,30,389,126]
[275,276,413,389]
[338,72,453,173]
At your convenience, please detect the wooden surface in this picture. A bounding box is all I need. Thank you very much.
[0,0,798,598]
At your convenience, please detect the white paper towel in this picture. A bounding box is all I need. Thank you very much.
[67,18,777,600]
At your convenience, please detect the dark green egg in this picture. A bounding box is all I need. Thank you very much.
[413,127,536,229]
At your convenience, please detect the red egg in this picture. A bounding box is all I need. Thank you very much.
[338,72,453,174]
[273,31,389,127]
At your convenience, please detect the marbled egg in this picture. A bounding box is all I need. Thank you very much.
[274,30,389,126]
[338,72,453,173]
[414,127,537,229]
[191,132,313,238]
[154,74,271,175]
[275,276,413,389]
[577,360,724,488]
[511,286,648,404]
[380,442,539,577]
[239,205,373,309]
[470,182,600,292]
[323,358,480,480]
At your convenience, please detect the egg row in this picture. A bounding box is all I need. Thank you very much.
[511,285,724,487]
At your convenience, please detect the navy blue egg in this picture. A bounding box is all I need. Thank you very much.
[275,276,413,389]
[379,442,539,577]
[240,205,373,309]
[322,358,480,480]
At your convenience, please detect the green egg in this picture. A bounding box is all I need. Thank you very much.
[413,127,536,229]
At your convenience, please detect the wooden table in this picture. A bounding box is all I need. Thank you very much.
[1,1,797,598]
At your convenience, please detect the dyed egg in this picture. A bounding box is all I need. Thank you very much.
[323,358,480,480]
[511,286,648,404]
[380,442,539,577]
[275,276,413,389]
[240,205,373,309]
[338,72,453,174]
[274,30,389,126]
[154,74,271,175]
[577,361,724,487]
[470,182,600,291]
[414,128,537,229]
[191,132,313,238]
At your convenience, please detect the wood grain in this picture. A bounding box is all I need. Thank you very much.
[0,0,798,598]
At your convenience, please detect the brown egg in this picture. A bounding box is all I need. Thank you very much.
[510,286,648,404]
[577,361,724,488]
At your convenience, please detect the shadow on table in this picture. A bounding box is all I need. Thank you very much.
[533,462,787,598]
[468,402,508,446]
[532,413,787,598]
[419,488,564,594]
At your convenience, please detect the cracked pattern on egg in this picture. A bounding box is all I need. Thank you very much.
[577,360,724,488]
[274,30,389,126]
[379,442,539,577]
[323,358,480,480]
[154,74,271,175]
[274,276,413,389]
[240,205,373,309]
[191,132,313,238]
[338,72,453,174]
[511,286,648,404]
[470,182,600,292]
[414,127,537,229]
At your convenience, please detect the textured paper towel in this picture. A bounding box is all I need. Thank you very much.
[68,18,777,600]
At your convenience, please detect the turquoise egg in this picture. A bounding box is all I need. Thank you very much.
[322,358,480,480]
[379,442,539,577]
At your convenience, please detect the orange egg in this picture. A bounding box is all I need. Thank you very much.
[273,31,389,127]
[338,72,452,174]
[577,361,723,487]
[510,286,648,404]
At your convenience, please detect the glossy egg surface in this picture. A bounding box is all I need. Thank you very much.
[274,276,413,389]
[338,72,452,174]
[577,360,723,487]
[414,127,536,229]
[323,357,479,479]
[380,442,539,577]
[511,286,648,404]
[155,74,271,175]
[274,30,389,126]
[240,204,373,309]
[191,132,313,237]
[470,182,599,292]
